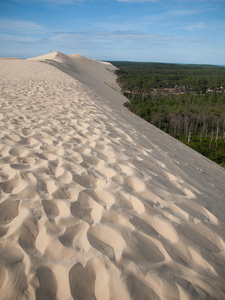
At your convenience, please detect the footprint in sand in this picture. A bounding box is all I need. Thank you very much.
[0,200,20,225]
[69,262,96,300]
[70,190,103,225]
[87,223,126,261]
[0,247,27,299]
[35,266,57,300]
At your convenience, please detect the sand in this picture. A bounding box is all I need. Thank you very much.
[0,52,225,300]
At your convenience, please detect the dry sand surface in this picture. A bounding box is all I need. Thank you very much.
[0,52,225,300]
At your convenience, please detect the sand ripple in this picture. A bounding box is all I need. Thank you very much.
[0,55,225,299]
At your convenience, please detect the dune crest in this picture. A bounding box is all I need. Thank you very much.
[28,51,125,106]
[0,53,225,300]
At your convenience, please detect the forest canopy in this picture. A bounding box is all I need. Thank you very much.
[110,61,225,167]
[111,61,225,93]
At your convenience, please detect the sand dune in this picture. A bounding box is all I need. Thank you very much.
[28,51,125,106]
[0,52,225,300]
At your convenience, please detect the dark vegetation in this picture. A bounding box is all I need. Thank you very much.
[110,61,225,167]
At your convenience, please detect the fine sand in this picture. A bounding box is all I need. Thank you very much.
[0,52,225,300]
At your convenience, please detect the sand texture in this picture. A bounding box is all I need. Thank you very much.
[0,52,225,300]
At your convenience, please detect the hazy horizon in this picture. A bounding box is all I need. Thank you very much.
[1,51,225,68]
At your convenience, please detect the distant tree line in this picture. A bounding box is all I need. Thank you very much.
[110,61,225,167]
[112,61,225,94]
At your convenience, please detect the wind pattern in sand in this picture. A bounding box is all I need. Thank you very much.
[0,53,225,300]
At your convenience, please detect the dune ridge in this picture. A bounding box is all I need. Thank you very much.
[0,53,225,300]
[28,51,125,106]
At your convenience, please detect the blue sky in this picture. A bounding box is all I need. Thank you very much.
[0,0,225,64]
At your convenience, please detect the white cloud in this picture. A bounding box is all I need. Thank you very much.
[185,22,205,31]
[137,8,199,28]
[165,9,198,16]
[39,0,81,3]
[117,0,158,2]
[0,19,44,32]
[0,34,40,43]
[49,30,204,49]
[13,0,83,4]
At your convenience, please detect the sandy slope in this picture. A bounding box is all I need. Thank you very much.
[0,53,225,300]
[28,51,125,106]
